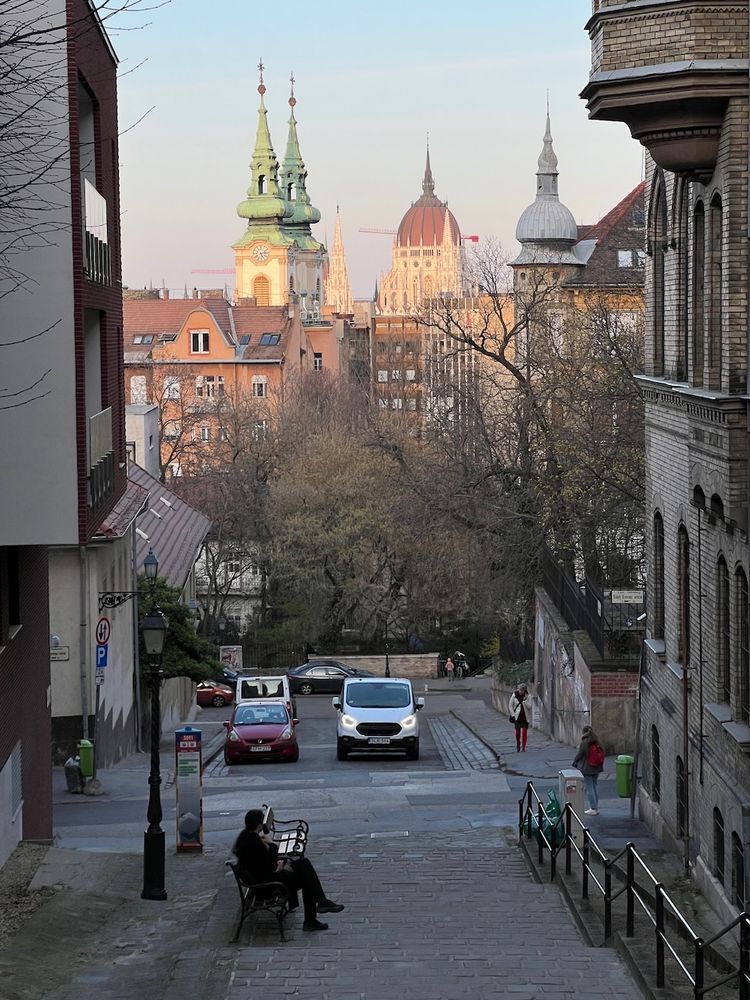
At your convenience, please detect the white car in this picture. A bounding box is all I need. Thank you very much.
[333,677,424,761]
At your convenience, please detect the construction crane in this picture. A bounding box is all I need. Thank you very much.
[358,228,479,243]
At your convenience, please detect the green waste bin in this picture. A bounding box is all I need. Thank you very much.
[615,754,634,798]
[78,739,94,780]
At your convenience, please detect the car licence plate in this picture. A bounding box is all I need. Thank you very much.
[250,746,272,753]
[368,737,391,745]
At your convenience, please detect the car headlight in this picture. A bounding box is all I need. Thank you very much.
[340,714,357,729]
[400,714,417,729]
[279,728,292,741]
[228,730,240,742]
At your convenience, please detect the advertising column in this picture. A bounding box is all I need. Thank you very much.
[175,726,203,852]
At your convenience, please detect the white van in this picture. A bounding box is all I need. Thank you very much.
[333,676,424,761]
[237,675,295,719]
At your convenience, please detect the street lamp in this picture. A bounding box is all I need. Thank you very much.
[140,551,169,901]
[217,615,226,642]
[384,617,391,678]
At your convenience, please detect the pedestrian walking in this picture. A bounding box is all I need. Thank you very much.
[444,656,455,682]
[509,683,530,752]
[572,725,606,816]
[233,809,344,932]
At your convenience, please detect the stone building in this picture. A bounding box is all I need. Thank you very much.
[582,0,750,920]
[324,208,353,316]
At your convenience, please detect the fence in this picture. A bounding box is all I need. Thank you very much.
[518,781,750,999]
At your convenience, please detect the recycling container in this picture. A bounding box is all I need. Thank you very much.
[78,739,95,779]
[615,754,634,798]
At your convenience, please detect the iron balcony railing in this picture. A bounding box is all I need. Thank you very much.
[87,406,115,512]
[83,179,111,285]
[518,781,750,999]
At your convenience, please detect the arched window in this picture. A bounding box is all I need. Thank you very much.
[692,202,705,386]
[676,756,687,839]
[713,807,725,884]
[253,275,270,307]
[258,174,265,195]
[676,178,689,380]
[677,525,691,664]
[736,567,749,723]
[708,195,723,388]
[732,833,745,910]
[650,171,667,375]
[717,556,730,702]
[653,512,665,640]
[710,494,725,521]
[651,725,661,803]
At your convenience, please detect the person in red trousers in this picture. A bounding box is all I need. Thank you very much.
[509,683,530,752]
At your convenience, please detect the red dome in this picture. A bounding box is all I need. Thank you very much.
[397,201,461,247]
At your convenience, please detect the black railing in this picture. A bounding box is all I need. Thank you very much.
[518,781,750,999]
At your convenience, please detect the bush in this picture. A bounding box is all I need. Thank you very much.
[493,659,533,688]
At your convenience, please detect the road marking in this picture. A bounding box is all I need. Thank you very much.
[370,830,409,838]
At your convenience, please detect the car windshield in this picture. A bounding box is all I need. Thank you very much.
[239,679,285,699]
[234,705,288,725]
[345,682,411,709]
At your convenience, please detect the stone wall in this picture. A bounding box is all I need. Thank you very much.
[331,654,439,679]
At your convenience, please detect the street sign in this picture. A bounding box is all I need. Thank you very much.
[95,617,111,645]
[609,589,644,604]
[95,667,105,686]
[96,644,108,668]
[50,646,70,662]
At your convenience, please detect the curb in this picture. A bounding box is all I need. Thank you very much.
[449,708,506,769]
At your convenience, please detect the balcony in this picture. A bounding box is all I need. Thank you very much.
[87,407,115,511]
[83,179,111,284]
[581,0,749,180]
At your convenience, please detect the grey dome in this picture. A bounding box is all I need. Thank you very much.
[516,196,578,243]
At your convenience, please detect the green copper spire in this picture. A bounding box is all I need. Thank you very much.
[281,73,322,247]
[236,60,292,235]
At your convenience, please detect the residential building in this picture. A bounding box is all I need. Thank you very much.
[0,0,129,862]
[582,0,750,919]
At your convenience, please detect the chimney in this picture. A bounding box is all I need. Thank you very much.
[161,288,170,300]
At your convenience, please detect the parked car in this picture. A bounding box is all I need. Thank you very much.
[196,680,235,708]
[236,674,295,720]
[333,676,424,760]
[212,666,239,690]
[223,700,299,765]
[288,660,375,695]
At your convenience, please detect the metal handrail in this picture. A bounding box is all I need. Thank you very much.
[518,780,750,999]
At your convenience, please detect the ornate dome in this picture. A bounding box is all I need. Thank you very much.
[515,198,577,243]
[396,149,461,247]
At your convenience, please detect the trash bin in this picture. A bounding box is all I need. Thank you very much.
[64,756,84,793]
[616,754,634,798]
[78,739,95,779]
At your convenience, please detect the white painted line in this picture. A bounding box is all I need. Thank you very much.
[370,830,409,838]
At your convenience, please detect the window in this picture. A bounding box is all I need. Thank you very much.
[252,376,267,398]
[617,250,633,268]
[219,427,228,441]
[133,335,154,345]
[195,375,204,397]
[391,370,402,381]
[313,352,323,372]
[736,567,749,723]
[653,512,665,640]
[717,557,730,702]
[163,421,180,442]
[634,250,646,267]
[651,172,667,375]
[191,330,209,354]
[395,344,402,354]
[218,375,225,396]
[651,726,660,803]
[677,525,690,663]
[377,370,388,383]
[732,833,745,910]
[708,195,723,387]
[239,334,250,346]
[714,808,725,884]
[391,397,402,409]
[163,376,180,400]
[253,419,268,440]
[406,369,416,381]
[259,333,280,346]
[676,756,687,839]
[406,398,417,411]
[130,375,147,404]
[676,178,689,380]
[693,202,705,385]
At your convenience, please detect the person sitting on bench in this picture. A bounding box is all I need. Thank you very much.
[232,809,344,932]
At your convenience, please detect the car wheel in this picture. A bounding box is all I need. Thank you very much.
[224,749,231,766]
[288,747,300,763]
[406,740,420,761]
[336,739,348,761]
[299,682,314,696]
[211,695,226,707]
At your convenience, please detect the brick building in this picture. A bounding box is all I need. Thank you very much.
[582,0,750,919]
[0,0,130,862]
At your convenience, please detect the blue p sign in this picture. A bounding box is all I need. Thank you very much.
[96,645,108,668]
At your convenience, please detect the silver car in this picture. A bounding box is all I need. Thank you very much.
[333,677,424,761]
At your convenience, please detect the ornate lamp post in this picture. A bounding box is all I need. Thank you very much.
[140,549,169,901]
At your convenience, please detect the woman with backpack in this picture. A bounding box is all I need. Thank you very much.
[508,683,530,752]
[573,724,605,816]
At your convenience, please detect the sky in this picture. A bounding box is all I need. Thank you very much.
[110,0,644,300]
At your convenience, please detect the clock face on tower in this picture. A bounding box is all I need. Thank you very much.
[251,244,269,263]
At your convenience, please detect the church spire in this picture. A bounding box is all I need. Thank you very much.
[536,102,559,198]
[422,139,435,197]
[236,60,291,226]
[281,72,321,235]
[324,203,353,314]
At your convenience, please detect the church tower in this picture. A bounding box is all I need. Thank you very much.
[378,145,467,314]
[233,65,327,308]
[324,206,353,314]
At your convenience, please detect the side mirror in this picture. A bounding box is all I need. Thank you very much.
[293,718,300,726]
[332,698,342,710]
[223,721,231,729]
[416,697,425,710]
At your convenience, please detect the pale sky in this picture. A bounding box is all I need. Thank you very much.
[110,0,643,299]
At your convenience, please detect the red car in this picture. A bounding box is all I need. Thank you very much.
[223,700,299,765]
[196,680,235,708]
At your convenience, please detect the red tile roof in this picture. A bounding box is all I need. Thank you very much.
[566,183,646,289]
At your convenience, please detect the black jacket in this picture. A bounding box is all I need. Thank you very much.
[233,829,279,883]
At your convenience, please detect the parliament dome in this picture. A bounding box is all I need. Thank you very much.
[396,150,462,247]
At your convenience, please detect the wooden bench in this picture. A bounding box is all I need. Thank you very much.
[226,861,290,942]
[261,804,308,858]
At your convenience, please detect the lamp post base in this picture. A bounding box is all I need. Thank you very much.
[141,828,167,900]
